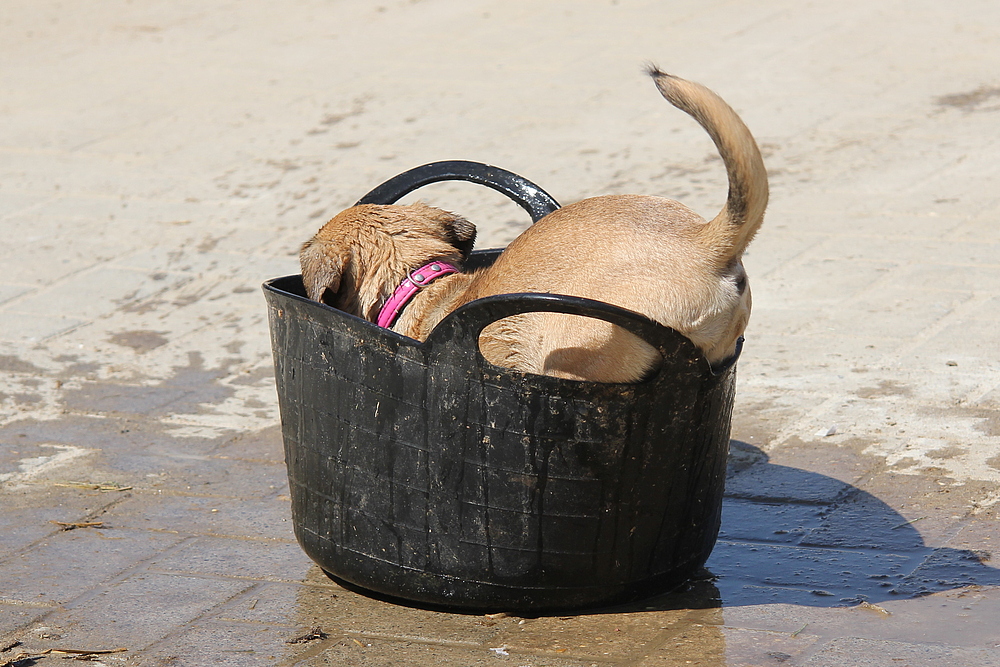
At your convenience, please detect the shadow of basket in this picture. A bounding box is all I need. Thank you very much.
[263,161,743,612]
[708,441,1000,608]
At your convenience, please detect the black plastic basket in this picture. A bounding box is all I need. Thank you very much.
[263,161,740,611]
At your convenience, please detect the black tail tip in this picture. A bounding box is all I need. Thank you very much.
[644,63,672,79]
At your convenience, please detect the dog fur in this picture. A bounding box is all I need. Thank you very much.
[300,68,767,383]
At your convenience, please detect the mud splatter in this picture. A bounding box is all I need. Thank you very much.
[935,85,1000,112]
[856,380,913,399]
[107,330,169,354]
[0,355,44,374]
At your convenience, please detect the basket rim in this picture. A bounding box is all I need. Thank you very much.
[263,273,741,384]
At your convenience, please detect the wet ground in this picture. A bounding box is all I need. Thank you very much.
[3,424,1000,666]
[3,1,1000,665]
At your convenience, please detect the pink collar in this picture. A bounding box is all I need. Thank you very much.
[376,261,459,329]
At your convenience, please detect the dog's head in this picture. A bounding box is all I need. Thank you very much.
[299,202,476,320]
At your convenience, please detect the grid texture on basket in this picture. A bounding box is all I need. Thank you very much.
[264,273,736,610]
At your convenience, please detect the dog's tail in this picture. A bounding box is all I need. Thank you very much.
[647,67,768,256]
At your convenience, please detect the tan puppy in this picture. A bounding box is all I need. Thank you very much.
[300,69,767,383]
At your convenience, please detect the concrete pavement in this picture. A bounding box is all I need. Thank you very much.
[2,1,1000,665]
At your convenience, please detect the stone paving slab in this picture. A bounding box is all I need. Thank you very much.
[3,1,1000,666]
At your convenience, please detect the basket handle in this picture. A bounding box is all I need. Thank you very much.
[356,160,560,223]
[424,292,739,378]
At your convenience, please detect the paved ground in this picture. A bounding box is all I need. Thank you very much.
[2,1,1000,665]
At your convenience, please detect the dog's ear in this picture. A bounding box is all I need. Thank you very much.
[300,238,345,303]
[446,215,477,259]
